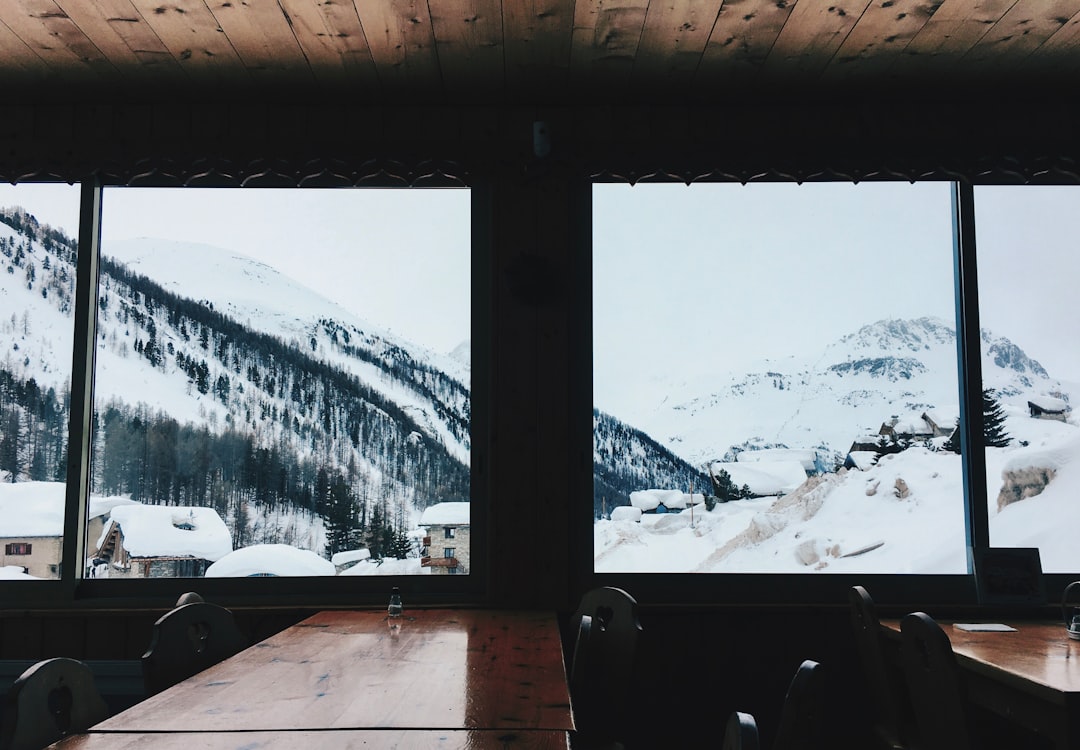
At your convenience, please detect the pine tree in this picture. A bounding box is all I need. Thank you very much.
[710,467,752,503]
[983,388,1012,448]
[942,388,1011,452]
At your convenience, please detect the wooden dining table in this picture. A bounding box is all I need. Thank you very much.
[881,618,1080,750]
[53,608,574,749]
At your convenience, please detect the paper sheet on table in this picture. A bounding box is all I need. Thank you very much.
[953,623,1017,632]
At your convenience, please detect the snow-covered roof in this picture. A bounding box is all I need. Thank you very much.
[338,557,428,575]
[0,565,39,580]
[737,448,817,472]
[103,505,232,562]
[846,451,878,471]
[610,506,642,523]
[205,544,335,577]
[890,416,934,436]
[331,548,371,566]
[709,461,808,496]
[0,481,134,538]
[1029,395,1070,413]
[418,502,470,526]
[629,489,703,511]
[923,407,959,427]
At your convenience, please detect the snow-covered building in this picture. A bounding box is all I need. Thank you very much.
[93,505,232,579]
[1028,395,1070,422]
[708,461,807,498]
[0,482,132,579]
[331,548,372,574]
[418,502,470,575]
[206,544,335,577]
[629,489,704,514]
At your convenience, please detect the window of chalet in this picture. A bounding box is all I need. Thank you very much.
[974,185,1080,573]
[77,186,472,580]
[592,181,971,574]
[0,183,80,582]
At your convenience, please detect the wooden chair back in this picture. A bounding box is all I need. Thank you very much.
[722,711,760,750]
[849,585,915,748]
[569,587,642,744]
[772,659,824,750]
[0,657,109,750]
[142,600,249,696]
[899,612,970,750]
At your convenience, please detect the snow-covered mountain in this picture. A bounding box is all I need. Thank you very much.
[0,207,472,558]
[593,316,1079,574]
[603,316,1067,470]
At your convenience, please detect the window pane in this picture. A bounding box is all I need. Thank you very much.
[593,182,965,573]
[0,183,80,581]
[91,188,470,579]
[975,186,1080,573]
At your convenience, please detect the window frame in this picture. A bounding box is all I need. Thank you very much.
[0,178,490,610]
[576,177,1078,608]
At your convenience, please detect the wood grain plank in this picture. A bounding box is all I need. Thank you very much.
[821,0,943,83]
[94,609,574,733]
[899,0,1016,72]
[0,17,52,81]
[569,0,648,90]
[206,0,311,84]
[55,0,186,80]
[633,0,723,86]
[126,0,248,84]
[277,0,379,88]
[52,730,571,750]
[353,0,440,94]
[502,0,575,93]
[957,0,1080,72]
[697,0,795,88]
[762,0,874,80]
[428,0,504,96]
[1,0,113,80]
[1026,7,1080,75]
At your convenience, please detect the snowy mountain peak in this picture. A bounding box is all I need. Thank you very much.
[832,316,956,355]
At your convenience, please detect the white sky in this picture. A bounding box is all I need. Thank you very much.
[0,184,471,355]
[593,181,1080,390]
[2,180,1077,375]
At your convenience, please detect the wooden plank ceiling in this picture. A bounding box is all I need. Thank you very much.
[1,0,1079,102]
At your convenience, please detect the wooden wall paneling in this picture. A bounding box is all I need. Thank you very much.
[352,0,441,96]
[428,0,504,98]
[820,0,942,85]
[697,0,794,91]
[760,0,872,82]
[632,0,722,91]
[569,0,649,94]
[126,0,248,86]
[277,0,380,91]
[1025,7,1080,77]
[0,12,53,82]
[205,0,312,87]
[956,0,1080,75]
[501,0,574,95]
[3,0,113,82]
[900,0,1013,75]
[57,0,185,83]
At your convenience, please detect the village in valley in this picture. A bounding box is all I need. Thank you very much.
[0,486,470,580]
[596,388,1076,575]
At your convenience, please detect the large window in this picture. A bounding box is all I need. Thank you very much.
[3,184,473,589]
[0,183,81,581]
[975,186,1080,573]
[593,182,968,574]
